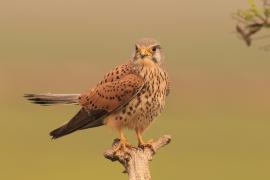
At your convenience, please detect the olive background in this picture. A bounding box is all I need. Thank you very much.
[1,0,270,179]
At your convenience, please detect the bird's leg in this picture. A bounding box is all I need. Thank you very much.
[135,129,155,152]
[114,128,132,153]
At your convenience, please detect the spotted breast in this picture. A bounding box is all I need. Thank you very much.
[105,61,169,133]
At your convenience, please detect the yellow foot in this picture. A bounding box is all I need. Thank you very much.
[113,138,132,154]
[138,139,155,152]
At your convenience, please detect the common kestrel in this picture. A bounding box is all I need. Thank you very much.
[25,38,170,151]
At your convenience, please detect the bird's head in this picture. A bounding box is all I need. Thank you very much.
[132,38,164,67]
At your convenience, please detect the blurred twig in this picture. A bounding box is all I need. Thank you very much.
[233,0,270,47]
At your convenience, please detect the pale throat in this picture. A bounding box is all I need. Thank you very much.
[135,57,157,68]
[137,62,161,82]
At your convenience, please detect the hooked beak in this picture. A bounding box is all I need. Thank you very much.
[139,48,151,59]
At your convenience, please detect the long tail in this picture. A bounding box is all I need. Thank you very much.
[24,93,80,105]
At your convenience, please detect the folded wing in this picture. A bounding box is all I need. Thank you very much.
[50,63,144,139]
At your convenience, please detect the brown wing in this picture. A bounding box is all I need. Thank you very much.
[79,73,144,113]
[50,108,107,139]
[97,61,135,85]
[49,62,144,139]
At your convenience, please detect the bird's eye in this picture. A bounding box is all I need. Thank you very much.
[135,45,139,51]
[152,45,161,52]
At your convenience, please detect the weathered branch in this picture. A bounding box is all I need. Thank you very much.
[104,135,172,180]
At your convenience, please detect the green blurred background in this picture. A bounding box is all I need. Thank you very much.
[1,0,270,179]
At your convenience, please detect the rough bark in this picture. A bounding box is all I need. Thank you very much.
[104,135,172,180]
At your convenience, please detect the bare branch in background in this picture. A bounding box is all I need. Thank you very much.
[233,0,270,48]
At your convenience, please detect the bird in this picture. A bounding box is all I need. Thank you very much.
[24,38,170,152]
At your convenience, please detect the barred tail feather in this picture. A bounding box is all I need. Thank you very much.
[24,93,80,105]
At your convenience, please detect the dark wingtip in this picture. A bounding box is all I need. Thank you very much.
[49,133,59,140]
[49,129,57,139]
[50,136,57,140]
[49,128,64,139]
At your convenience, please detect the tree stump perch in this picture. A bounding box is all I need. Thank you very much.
[104,135,172,180]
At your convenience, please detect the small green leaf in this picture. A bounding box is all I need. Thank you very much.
[248,0,259,15]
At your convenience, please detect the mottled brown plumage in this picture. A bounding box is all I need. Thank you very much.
[79,63,144,113]
[25,38,170,151]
